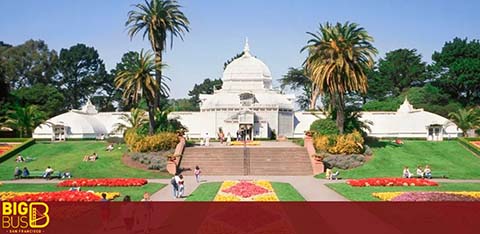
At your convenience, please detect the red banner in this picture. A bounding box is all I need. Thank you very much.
[1,202,479,234]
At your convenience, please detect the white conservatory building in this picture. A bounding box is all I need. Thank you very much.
[33,100,129,140]
[33,41,462,141]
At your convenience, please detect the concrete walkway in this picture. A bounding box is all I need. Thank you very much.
[148,176,348,201]
[3,178,480,201]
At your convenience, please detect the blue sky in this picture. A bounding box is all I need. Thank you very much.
[1,0,479,98]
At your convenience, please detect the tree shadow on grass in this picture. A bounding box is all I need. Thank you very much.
[368,141,401,149]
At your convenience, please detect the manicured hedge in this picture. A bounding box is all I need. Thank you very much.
[457,138,480,156]
[0,139,35,163]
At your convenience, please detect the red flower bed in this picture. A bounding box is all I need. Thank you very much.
[222,181,270,198]
[58,178,148,187]
[347,178,438,187]
[8,191,101,202]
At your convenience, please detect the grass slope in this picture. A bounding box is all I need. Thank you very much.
[0,183,166,201]
[317,141,480,179]
[326,182,480,201]
[185,182,305,201]
[0,141,170,180]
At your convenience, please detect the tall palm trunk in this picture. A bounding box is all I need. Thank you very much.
[154,50,163,110]
[147,104,156,135]
[335,93,345,134]
[309,84,320,110]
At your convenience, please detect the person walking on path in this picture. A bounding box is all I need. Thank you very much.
[171,175,180,198]
[178,175,185,198]
[194,166,201,183]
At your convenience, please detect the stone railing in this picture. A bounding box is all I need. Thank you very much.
[166,136,186,175]
[304,134,324,175]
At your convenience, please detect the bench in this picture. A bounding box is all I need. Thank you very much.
[16,171,62,180]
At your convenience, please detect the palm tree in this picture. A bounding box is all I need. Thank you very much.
[302,22,377,134]
[114,50,168,135]
[448,108,480,137]
[4,105,45,138]
[112,108,148,134]
[126,0,190,109]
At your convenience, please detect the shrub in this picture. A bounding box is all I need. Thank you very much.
[310,119,339,136]
[131,132,179,152]
[329,130,364,154]
[323,154,366,170]
[314,130,364,154]
[124,129,142,151]
[314,135,332,152]
[129,152,169,171]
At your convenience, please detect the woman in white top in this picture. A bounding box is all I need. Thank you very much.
[416,166,424,178]
[403,166,412,178]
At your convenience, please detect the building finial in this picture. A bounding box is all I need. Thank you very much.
[243,37,251,56]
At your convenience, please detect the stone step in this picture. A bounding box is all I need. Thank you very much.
[179,146,313,175]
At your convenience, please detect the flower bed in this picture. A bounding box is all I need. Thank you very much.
[373,191,480,201]
[347,178,438,187]
[214,180,279,201]
[58,178,148,187]
[230,141,260,146]
[471,141,480,148]
[6,191,102,202]
[0,191,120,201]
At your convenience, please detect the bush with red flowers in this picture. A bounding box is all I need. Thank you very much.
[58,178,148,187]
[8,191,101,202]
[347,178,438,187]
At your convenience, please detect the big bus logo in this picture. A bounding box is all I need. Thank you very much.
[2,202,50,230]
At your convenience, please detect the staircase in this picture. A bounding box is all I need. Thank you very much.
[179,146,312,175]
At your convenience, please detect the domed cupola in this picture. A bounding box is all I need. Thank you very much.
[222,39,272,90]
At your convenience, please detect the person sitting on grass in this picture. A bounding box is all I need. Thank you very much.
[62,171,72,179]
[43,166,54,179]
[22,167,30,177]
[330,171,340,180]
[106,144,114,152]
[83,152,98,162]
[100,193,109,202]
[416,166,424,178]
[14,167,22,179]
[402,166,412,178]
[424,165,432,179]
[16,155,25,163]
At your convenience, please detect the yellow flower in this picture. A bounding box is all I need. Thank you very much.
[94,192,121,200]
[253,180,274,191]
[214,194,241,201]
[253,193,279,201]
[372,192,404,201]
[0,192,38,201]
[219,181,238,190]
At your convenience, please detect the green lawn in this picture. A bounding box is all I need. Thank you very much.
[326,182,480,201]
[316,140,480,179]
[185,182,305,201]
[0,141,170,180]
[0,183,166,201]
[185,182,222,201]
